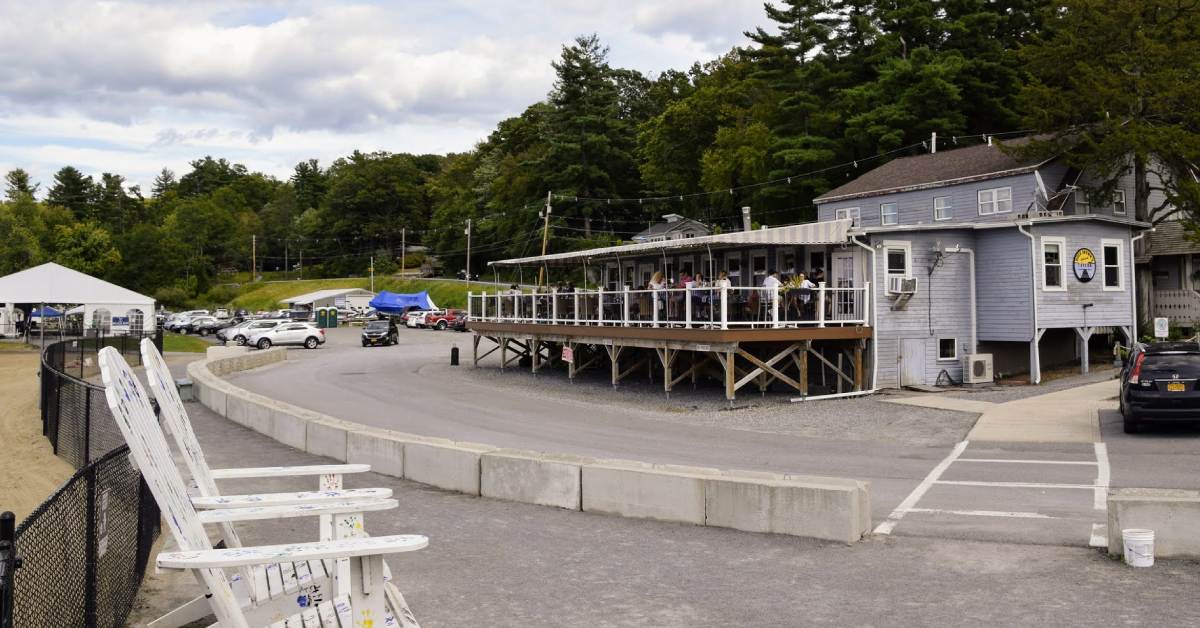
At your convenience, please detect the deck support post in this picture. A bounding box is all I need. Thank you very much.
[606,344,624,388]
[472,334,480,367]
[799,341,810,396]
[1074,326,1094,374]
[724,350,736,401]
[532,338,541,374]
[499,338,507,370]
[854,339,864,391]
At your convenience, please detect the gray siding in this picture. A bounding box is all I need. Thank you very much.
[1032,221,1135,329]
[817,173,1041,228]
[869,230,976,388]
[976,228,1034,342]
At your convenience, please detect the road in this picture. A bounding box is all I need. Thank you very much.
[226,327,1200,547]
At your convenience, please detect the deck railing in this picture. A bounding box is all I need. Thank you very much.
[467,282,870,329]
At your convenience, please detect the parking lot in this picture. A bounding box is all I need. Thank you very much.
[225,325,1200,548]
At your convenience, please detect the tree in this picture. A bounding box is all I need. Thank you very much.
[290,159,328,211]
[46,166,95,220]
[0,204,41,274]
[178,156,248,198]
[50,222,121,276]
[93,172,134,232]
[4,168,38,201]
[152,168,178,198]
[1016,0,1200,222]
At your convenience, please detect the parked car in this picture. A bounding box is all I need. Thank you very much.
[185,316,222,335]
[227,319,288,346]
[248,322,326,350]
[1120,341,1200,433]
[165,310,209,332]
[361,319,399,347]
[450,314,469,332]
[214,308,231,319]
[422,309,465,330]
[403,310,433,328]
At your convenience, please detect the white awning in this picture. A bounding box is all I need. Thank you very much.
[490,219,854,267]
[0,262,154,306]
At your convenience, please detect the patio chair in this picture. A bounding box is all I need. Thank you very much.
[99,346,428,628]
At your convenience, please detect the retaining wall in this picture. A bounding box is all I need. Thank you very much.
[187,348,872,543]
[1107,488,1200,559]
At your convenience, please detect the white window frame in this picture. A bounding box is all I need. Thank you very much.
[1075,190,1090,215]
[883,240,912,280]
[933,196,951,221]
[880,202,898,226]
[750,249,769,278]
[1113,189,1127,215]
[1101,238,1125,291]
[834,207,861,226]
[937,338,958,362]
[977,186,1012,215]
[1041,236,1067,292]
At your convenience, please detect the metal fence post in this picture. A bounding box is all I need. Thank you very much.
[82,387,92,466]
[84,464,97,628]
[0,511,18,628]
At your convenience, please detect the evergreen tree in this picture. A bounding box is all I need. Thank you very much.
[46,166,95,220]
[4,168,38,201]
[152,168,178,198]
[291,159,328,211]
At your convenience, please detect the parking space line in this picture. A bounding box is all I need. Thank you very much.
[934,480,1097,490]
[902,507,1056,519]
[1093,442,1110,511]
[873,440,969,535]
[956,458,1097,465]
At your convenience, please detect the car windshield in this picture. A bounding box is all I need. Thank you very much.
[366,321,390,330]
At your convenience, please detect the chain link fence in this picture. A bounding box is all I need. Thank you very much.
[0,331,165,627]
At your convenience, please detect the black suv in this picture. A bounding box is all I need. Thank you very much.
[361,319,399,347]
[1120,341,1200,433]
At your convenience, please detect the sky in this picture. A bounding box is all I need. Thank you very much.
[0,0,766,194]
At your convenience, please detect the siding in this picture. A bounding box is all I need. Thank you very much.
[817,173,1042,228]
[1032,221,1135,329]
[870,230,976,387]
[976,228,1034,341]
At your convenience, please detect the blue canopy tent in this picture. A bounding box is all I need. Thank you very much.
[368,291,438,315]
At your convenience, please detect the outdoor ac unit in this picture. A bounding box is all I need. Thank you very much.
[963,353,994,384]
[888,276,918,294]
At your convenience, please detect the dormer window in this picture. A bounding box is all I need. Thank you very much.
[880,202,898,226]
[978,187,1012,215]
[834,207,860,226]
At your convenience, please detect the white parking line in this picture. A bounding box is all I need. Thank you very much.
[902,508,1055,519]
[874,440,969,535]
[1093,442,1110,511]
[956,458,1097,465]
[934,480,1097,490]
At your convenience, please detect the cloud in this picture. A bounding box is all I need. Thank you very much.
[0,0,765,190]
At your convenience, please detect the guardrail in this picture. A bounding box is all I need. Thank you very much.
[467,282,870,329]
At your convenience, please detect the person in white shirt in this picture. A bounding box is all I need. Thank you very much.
[760,270,782,321]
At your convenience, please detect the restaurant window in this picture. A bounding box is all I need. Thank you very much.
[1042,236,1066,290]
[781,252,796,274]
[834,207,860,226]
[809,251,826,274]
[978,187,1012,215]
[751,252,768,278]
[1113,190,1127,215]
[1102,239,1124,290]
[884,241,911,279]
[933,196,951,221]
[606,265,619,290]
[938,338,957,361]
[880,202,898,226]
[726,256,741,279]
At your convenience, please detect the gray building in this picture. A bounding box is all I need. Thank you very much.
[815,138,1146,386]
[631,214,712,243]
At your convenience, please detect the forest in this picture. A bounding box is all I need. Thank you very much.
[1,0,1197,307]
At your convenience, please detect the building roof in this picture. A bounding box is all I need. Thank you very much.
[282,288,375,305]
[814,138,1053,204]
[490,219,854,267]
[1136,220,1200,262]
[632,214,711,240]
[0,262,154,305]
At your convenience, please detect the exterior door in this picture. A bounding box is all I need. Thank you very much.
[830,251,861,320]
[900,338,926,387]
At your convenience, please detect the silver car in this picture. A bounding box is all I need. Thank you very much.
[248,322,326,350]
[226,319,288,346]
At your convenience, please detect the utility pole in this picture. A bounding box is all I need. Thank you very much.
[464,219,472,288]
[370,256,375,293]
[251,234,256,281]
[538,191,552,286]
[400,227,406,278]
[299,249,303,280]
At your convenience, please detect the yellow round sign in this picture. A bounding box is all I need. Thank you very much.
[1073,248,1096,282]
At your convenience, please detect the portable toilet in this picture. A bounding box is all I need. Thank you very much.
[325,307,339,329]
[315,307,329,328]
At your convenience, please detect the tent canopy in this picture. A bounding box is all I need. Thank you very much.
[0,262,153,306]
[368,291,438,315]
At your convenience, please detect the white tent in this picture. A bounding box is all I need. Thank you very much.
[0,262,155,336]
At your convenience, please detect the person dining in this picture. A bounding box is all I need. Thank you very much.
[760,269,782,321]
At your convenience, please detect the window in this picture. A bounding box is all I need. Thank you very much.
[780,252,796,274]
[751,252,768,277]
[1075,190,1090,214]
[834,207,861,226]
[1113,189,1127,215]
[880,202,898,225]
[1102,238,1124,290]
[1041,236,1066,291]
[938,338,958,361]
[726,256,741,278]
[933,196,951,221]
[978,187,1012,215]
[883,241,911,279]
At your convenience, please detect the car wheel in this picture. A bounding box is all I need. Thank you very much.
[235,336,246,346]
[257,338,271,350]
[199,329,208,336]
[305,337,319,349]
[362,341,369,347]
[1122,407,1143,434]
[390,334,398,345]
[436,320,447,330]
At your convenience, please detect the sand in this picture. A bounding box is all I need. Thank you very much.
[0,353,75,520]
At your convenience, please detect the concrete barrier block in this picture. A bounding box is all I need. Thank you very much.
[346,430,405,478]
[225,393,251,427]
[482,450,584,510]
[1107,488,1200,558]
[583,464,705,524]
[404,441,491,496]
[270,409,308,451]
[239,397,274,436]
[205,384,228,417]
[704,476,868,543]
[306,419,349,461]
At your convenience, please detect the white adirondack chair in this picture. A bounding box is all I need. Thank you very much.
[98,347,428,627]
[138,339,424,628]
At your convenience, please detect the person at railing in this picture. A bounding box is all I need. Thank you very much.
[690,273,708,323]
[759,269,782,322]
[506,283,521,319]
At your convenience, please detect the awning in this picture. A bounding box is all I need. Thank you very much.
[489,219,854,267]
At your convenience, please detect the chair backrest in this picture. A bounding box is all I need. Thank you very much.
[140,338,220,497]
[98,347,247,626]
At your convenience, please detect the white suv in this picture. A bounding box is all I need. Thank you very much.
[226,319,288,346]
[248,322,326,350]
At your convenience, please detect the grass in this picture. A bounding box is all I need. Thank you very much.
[163,334,211,353]
[0,342,37,352]
[229,277,490,311]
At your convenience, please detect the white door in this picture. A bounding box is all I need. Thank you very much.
[900,338,926,386]
[830,251,862,320]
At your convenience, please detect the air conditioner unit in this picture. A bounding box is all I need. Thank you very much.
[887,276,918,294]
[963,353,994,384]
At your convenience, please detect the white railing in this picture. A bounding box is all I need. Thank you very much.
[467,282,870,329]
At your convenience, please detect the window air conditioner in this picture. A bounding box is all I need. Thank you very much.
[963,354,994,384]
[887,276,918,294]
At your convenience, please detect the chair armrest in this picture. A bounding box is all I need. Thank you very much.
[192,487,393,509]
[196,498,396,524]
[208,464,371,479]
[158,534,428,570]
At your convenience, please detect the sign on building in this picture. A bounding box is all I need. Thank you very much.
[561,346,574,363]
[1072,248,1096,282]
[1154,317,1169,339]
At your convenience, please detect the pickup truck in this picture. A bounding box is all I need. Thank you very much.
[419,309,465,330]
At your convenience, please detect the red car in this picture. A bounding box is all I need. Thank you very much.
[421,309,465,330]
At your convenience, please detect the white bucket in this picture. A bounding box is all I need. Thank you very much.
[1122,528,1155,567]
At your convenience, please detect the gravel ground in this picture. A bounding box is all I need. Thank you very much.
[937,366,1119,403]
